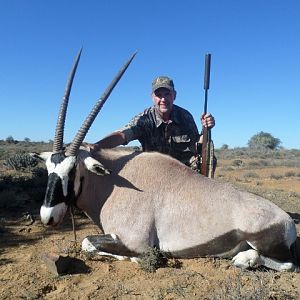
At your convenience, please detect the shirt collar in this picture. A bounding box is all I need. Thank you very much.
[153,106,174,127]
[153,105,181,126]
[151,104,182,128]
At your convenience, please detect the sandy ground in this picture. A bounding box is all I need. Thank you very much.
[1,214,300,300]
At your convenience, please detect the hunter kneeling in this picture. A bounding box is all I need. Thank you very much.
[87,76,216,176]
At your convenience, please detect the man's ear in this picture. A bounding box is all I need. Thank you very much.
[173,90,177,100]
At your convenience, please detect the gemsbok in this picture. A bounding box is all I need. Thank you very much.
[36,50,299,272]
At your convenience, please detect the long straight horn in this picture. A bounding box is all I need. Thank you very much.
[52,48,82,153]
[65,51,137,157]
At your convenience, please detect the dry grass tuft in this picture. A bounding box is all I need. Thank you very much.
[138,247,169,272]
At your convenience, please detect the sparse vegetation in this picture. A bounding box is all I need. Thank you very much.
[212,272,271,300]
[0,139,51,160]
[244,172,260,179]
[232,159,243,167]
[247,160,270,168]
[270,173,284,180]
[285,171,296,177]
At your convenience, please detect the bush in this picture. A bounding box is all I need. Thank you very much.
[3,153,38,171]
[232,159,243,167]
[5,135,15,144]
[270,174,283,180]
[244,172,260,179]
[220,144,229,150]
[0,166,48,214]
[285,171,296,177]
[248,132,281,150]
[247,160,269,168]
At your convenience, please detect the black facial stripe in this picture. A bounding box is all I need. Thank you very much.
[43,165,76,208]
[44,173,65,207]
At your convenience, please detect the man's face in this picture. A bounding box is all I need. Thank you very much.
[152,87,176,116]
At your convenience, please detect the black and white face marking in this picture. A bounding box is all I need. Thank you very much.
[40,152,77,226]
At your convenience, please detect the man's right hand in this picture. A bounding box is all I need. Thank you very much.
[82,142,99,153]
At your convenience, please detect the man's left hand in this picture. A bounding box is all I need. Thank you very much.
[201,113,215,129]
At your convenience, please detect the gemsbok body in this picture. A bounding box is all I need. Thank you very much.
[37,50,299,272]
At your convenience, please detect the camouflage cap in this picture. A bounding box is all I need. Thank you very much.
[152,76,175,93]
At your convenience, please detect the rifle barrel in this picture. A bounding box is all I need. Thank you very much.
[203,54,211,114]
[204,54,211,89]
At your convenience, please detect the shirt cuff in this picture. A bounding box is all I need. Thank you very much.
[117,128,135,145]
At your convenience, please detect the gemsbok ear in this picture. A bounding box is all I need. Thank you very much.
[91,164,112,176]
[30,152,52,161]
[83,157,111,176]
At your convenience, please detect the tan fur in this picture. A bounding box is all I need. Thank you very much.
[74,148,297,261]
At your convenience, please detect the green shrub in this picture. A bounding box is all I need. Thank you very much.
[270,174,283,180]
[244,172,260,179]
[288,191,300,198]
[232,159,243,167]
[220,144,229,150]
[285,171,296,177]
[248,132,281,150]
[3,153,38,171]
[248,161,261,167]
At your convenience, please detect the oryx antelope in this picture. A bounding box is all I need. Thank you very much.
[37,50,299,272]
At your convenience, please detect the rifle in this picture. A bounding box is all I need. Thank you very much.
[200,53,215,178]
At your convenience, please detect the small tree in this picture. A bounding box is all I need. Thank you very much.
[248,131,281,150]
[6,135,15,143]
[220,144,229,150]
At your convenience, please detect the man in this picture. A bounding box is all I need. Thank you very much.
[89,76,215,171]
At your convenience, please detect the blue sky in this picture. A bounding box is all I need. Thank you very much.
[1,0,299,149]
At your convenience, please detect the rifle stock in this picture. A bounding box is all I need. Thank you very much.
[200,54,214,178]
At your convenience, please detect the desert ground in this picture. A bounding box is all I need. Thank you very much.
[0,144,300,299]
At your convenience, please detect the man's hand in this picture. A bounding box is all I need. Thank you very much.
[82,142,99,153]
[201,113,215,129]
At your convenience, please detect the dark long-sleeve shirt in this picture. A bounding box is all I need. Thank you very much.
[119,104,200,166]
